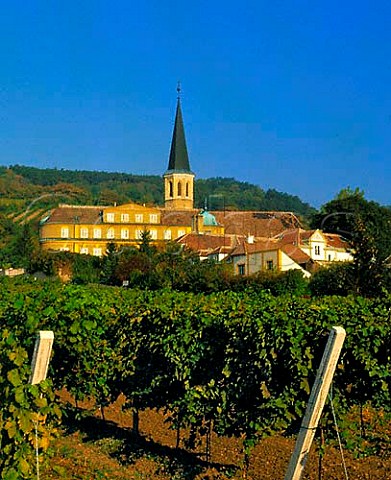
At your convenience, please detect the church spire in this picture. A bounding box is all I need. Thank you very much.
[164,85,195,210]
[167,83,191,172]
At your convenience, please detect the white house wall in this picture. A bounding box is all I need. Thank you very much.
[280,252,311,278]
[302,231,353,263]
[324,250,353,262]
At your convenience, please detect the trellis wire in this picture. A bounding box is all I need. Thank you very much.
[34,420,40,480]
[328,384,349,480]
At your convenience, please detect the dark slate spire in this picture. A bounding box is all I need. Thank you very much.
[167,86,191,172]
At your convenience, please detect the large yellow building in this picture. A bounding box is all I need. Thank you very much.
[39,202,225,255]
[39,94,224,255]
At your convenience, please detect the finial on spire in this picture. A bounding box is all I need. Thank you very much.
[177,81,181,99]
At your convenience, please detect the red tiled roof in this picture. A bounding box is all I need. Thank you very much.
[209,245,235,255]
[177,233,241,254]
[229,238,280,256]
[275,228,349,251]
[212,211,301,236]
[281,244,312,264]
[274,228,304,245]
[324,233,350,249]
[43,205,103,224]
[273,228,318,245]
[161,210,197,226]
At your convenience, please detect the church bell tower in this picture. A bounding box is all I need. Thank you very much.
[164,85,195,210]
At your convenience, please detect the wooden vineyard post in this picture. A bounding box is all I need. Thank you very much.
[29,331,54,385]
[28,331,54,479]
[284,326,346,480]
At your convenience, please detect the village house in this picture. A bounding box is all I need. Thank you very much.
[224,229,352,277]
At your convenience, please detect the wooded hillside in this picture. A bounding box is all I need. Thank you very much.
[0,165,315,216]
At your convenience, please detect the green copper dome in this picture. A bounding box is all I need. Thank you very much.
[201,210,218,226]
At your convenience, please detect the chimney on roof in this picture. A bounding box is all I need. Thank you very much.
[247,235,254,244]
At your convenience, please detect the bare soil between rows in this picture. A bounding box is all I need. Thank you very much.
[45,391,391,479]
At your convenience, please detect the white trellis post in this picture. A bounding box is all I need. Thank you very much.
[284,326,346,480]
[29,331,54,385]
[28,330,54,479]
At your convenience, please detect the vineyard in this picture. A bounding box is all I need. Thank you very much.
[0,277,390,479]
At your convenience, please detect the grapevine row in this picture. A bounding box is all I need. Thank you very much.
[0,277,390,477]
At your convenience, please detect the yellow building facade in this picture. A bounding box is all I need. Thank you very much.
[40,203,197,255]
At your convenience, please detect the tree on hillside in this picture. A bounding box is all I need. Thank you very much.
[0,223,39,269]
[195,177,315,216]
[312,188,391,295]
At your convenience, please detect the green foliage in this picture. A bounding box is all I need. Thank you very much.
[99,241,309,295]
[1,278,390,473]
[0,325,61,478]
[10,225,40,270]
[29,251,102,284]
[195,177,315,216]
[309,263,355,296]
[100,242,232,292]
[100,243,120,285]
[313,188,391,296]
[0,216,20,267]
[231,269,309,296]
[48,285,122,409]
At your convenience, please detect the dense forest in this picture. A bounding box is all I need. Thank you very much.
[0,165,315,216]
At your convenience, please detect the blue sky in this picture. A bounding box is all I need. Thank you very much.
[1,1,390,208]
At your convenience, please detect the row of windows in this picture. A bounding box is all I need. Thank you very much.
[60,247,103,256]
[105,213,159,223]
[60,227,186,241]
[81,247,102,256]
